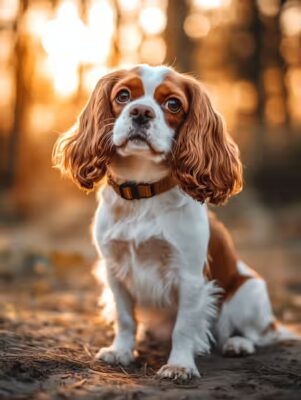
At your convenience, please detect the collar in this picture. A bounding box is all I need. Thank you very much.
[107,174,177,200]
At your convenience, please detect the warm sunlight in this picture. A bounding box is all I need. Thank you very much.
[139,6,167,35]
[194,0,231,10]
[41,0,115,97]
[93,261,115,322]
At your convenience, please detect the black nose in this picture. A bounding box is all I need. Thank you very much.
[129,105,155,125]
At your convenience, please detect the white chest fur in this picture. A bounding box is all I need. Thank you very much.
[93,185,209,309]
[105,237,179,307]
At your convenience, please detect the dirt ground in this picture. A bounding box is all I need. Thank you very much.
[0,245,300,400]
[1,197,301,399]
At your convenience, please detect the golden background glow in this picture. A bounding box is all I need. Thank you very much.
[0,0,300,211]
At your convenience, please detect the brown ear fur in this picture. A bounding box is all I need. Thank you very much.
[52,70,124,190]
[172,78,242,205]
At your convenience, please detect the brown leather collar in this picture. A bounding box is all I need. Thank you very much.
[107,174,176,200]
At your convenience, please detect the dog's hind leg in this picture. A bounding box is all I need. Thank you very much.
[217,269,283,356]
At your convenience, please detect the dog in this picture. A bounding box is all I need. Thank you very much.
[53,64,293,380]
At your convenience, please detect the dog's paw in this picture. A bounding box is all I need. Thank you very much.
[157,364,200,381]
[222,336,255,357]
[95,346,134,366]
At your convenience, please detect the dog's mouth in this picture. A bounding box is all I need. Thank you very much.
[116,130,164,156]
[128,133,148,144]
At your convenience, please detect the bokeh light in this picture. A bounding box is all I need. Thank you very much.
[140,37,166,65]
[41,0,115,97]
[233,81,258,115]
[85,0,115,63]
[184,13,211,39]
[0,0,19,22]
[280,2,301,36]
[265,96,286,125]
[42,2,86,62]
[257,0,281,17]
[83,65,109,93]
[118,0,140,13]
[194,0,231,11]
[286,67,301,97]
[23,3,52,38]
[119,24,142,55]
[0,31,13,61]
[139,6,167,35]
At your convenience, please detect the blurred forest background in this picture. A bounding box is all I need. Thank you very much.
[0,0,301,327]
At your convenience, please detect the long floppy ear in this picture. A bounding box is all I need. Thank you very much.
[172,78,242,205]
[52,70,124,190]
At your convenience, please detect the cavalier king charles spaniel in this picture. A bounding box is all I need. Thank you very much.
[53,65,293,381]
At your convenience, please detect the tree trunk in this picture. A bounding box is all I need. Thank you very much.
[164,0,194,73]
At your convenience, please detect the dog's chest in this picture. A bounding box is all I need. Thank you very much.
[96,186,205,308]
[106,235,179,307]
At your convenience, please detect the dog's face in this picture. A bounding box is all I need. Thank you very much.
[53,64,242,204]
[111,65,188,162]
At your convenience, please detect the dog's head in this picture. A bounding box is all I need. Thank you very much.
[53,65,242,204]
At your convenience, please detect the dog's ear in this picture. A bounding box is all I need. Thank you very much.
[52,70,124,190]
[172,78,242,205]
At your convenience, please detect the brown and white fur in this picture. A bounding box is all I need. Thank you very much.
[53,65,294,381]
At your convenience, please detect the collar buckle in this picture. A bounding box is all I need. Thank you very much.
[119,182,139,200]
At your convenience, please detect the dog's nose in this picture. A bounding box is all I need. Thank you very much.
[129,105,155,125]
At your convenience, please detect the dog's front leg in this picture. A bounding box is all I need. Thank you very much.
[96,272,136,366]
[157,274,216,380]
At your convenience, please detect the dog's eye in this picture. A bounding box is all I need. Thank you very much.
[116,89,130,104]
[164,98,182,113]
